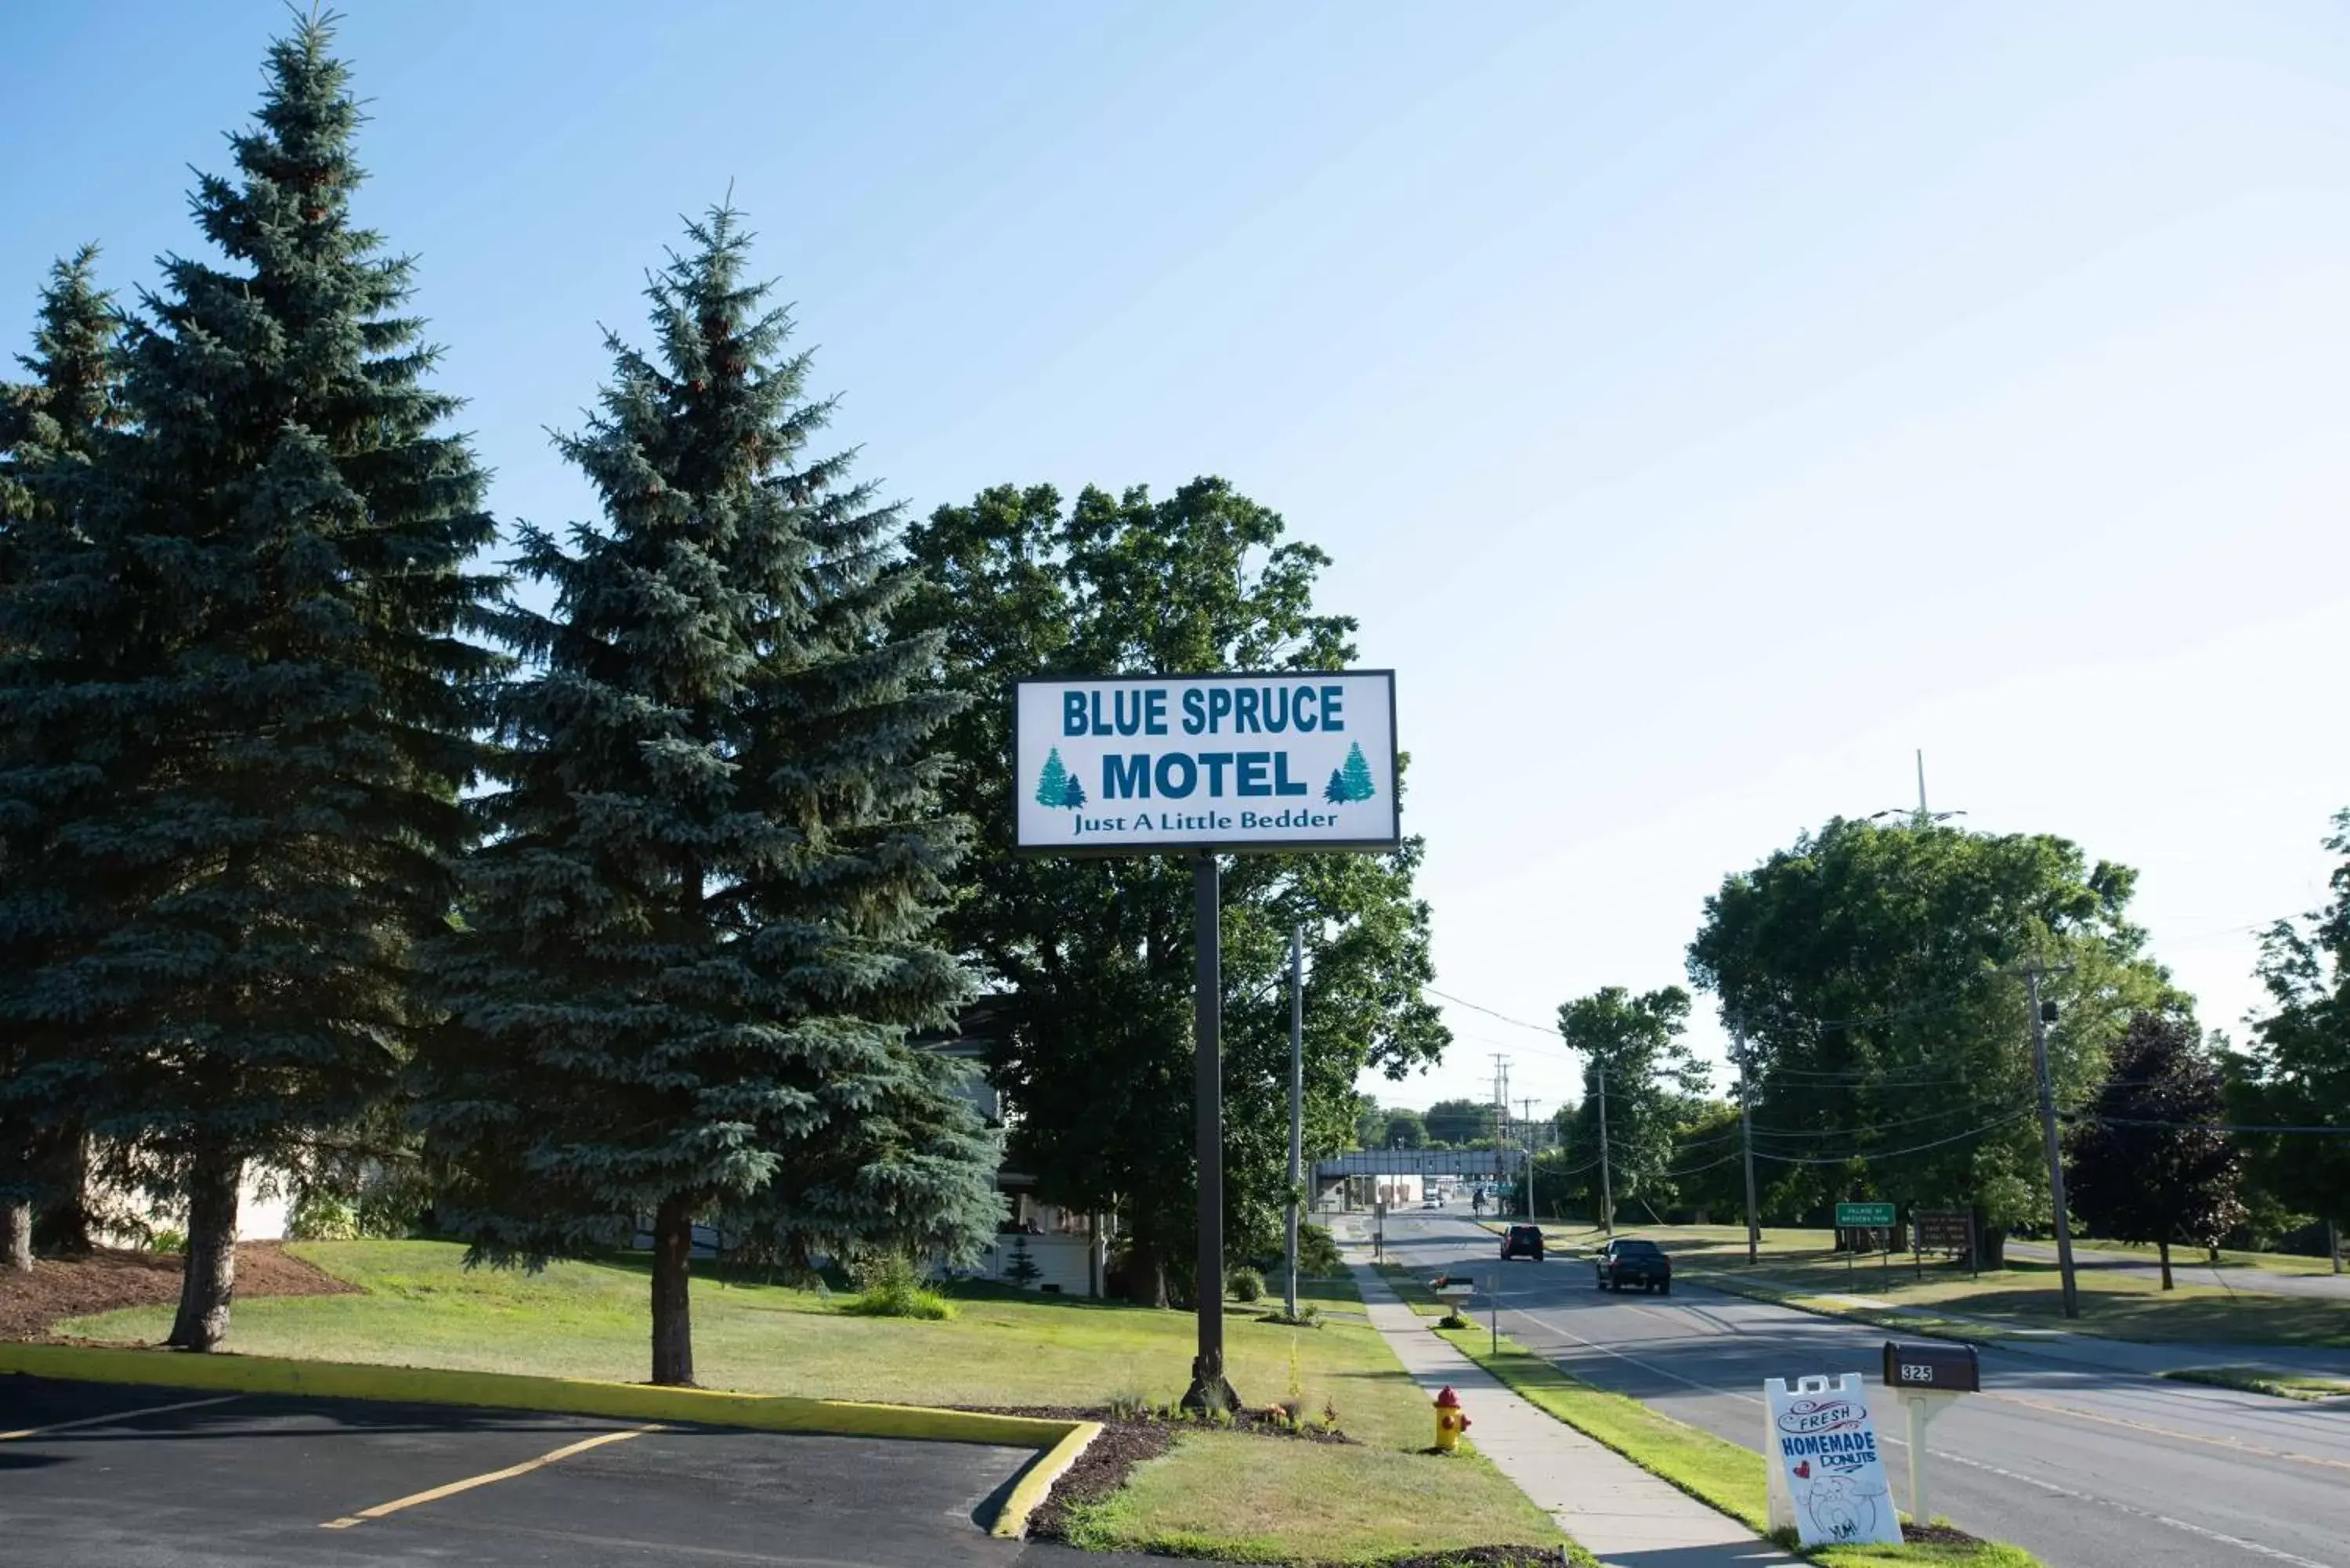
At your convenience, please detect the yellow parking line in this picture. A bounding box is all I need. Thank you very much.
[320,1423,663,1530]
[0,1393,242,1442]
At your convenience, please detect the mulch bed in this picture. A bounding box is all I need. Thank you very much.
[1901,1520,1983,1546]
[0,1244,356,1340]
[1025,1418,1174,1541]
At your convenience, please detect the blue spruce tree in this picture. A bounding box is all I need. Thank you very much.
[1035,747,1072,808]
[416,206,1000,1386]
[0,245,124,1272]
[1341,742,1376,803]
[0,21,502,1346]
[1324,768,1347,804]
[1061,773,1087,810]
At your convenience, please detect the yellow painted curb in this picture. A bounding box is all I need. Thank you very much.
[989,1418,1103,1539]
[0,1342,1073,1453]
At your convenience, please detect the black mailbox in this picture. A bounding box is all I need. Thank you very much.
[1882,1340,1979,1393]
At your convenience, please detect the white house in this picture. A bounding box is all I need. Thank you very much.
[922,999,1112,1298]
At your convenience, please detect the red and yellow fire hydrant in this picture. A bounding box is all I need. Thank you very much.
[1433,1386,1471,1452]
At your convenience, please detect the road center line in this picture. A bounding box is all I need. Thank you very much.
[320,1423,663,1530]
[0,1393,243,1442]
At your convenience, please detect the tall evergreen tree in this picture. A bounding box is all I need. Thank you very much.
[0,244,125,1266]
[415,207,998,1387]
[2068,1011,2243,1288]
[0,20,502,1346]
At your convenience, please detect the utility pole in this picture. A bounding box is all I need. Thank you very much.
[1284,923,1303,1321]
[2024,961,2081,1320]
[1735,1028,1760,1266]
[1596,1059,1614,1236]
[1491,1054,1509,1213]
[1915,748,1929,825]
[1517,1098,1542,1221]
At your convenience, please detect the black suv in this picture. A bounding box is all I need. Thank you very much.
[1499,1223,1545,1261]
[1595,1237,1672,1293]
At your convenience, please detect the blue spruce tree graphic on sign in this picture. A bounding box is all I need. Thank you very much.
[1061,773,1086,809]
[1324,768,1347,804]
[1339,742,1376,803]
[1036,748,1076,809]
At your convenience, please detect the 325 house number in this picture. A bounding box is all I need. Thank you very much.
[1899,1364,1936,1382]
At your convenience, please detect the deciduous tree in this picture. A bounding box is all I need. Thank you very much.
[2230,811,2350,1266]
[897,479,1448,1306]
[2067,1011,2242,1288]
[1687,819,2175,1264]
[1556,987,1709,1227]
[1423,1098,1496,1147]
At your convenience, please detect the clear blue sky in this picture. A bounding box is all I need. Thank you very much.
[8,2,2348,1118]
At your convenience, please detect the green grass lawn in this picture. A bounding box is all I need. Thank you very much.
[2159,1365,2350,1400]
[58,1241,1561,1566]
[1504,1224,2350,1349]
[2064,1240,2346,1278]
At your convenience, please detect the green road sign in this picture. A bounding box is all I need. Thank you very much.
[1836,1201,1896,1227]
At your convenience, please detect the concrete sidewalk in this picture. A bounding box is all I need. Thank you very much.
[1347,1259,1790,1567]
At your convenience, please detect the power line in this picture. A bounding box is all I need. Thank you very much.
[1430,988,1556,1037]
[2078,1115,2350,1136]
[1747,1097,2036,1140]
[1749,1108,2037,1166]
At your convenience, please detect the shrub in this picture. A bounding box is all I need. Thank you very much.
[287,1192,359,1241]
[1105,1390,1152,1422]
[1296,1223,1343,1275]
[1228,1265,1266,1302]
[843,1252,956,1321]
[151,1229,186,1255]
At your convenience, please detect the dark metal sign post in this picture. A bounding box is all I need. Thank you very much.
[1186,852,1238,1412]
[1008,671,1403,1418]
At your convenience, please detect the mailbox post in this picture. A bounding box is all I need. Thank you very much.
[1882,1341,1979,1523]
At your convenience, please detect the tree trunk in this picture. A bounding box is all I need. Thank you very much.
[1972,1208,2008,1270]
[2,1201,31,1272]
[166,1152,242,1350]
[33,1129,95,1256]
[2157,1238,2173,1292]
[649,1194,696,1387]
[2329,1216,2341,1277]
[1122,1228,1170,1309]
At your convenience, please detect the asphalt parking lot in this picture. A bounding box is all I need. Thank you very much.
[0,1376,1145,1567]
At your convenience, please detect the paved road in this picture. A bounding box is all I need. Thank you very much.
[1383,1209,2350,1568]
[0,1377,1152,1567]
[2008,1241,2350,1302]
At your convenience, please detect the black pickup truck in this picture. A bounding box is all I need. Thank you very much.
[1594,1237,1672,1294]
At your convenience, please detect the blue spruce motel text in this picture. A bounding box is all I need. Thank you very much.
[1057,683,1358,835]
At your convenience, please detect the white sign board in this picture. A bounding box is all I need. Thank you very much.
[1013,672,1399,854]
[1764,1373,1902,1548]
